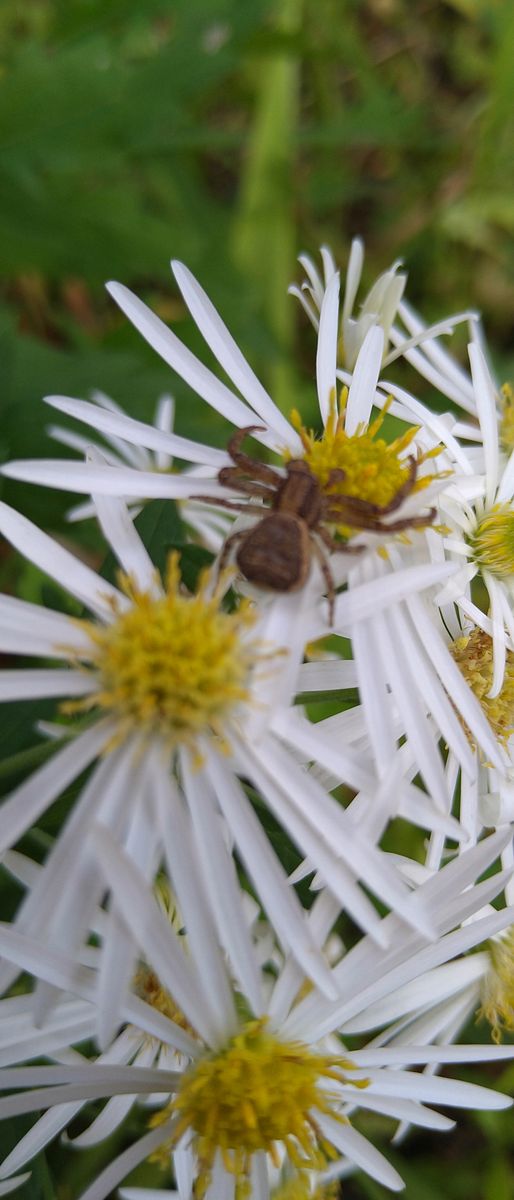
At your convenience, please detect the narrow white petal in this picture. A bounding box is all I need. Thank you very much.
[342,238,364,322]
[345,326,384,435]
[172,262,296,445]
[204,747,338,998]
[0,722,110,855]
[0,503,122,619]
[92,826,219,1045]
[0,1176,31,1195]
[90,481,160,596]
[1,461,226,500]
[468,342,499,505]
[78,1117,177,1200]
[353,1044,514,1067]
[181,757,264,1016]
[319,1116,404,1191]
[316,272,340,425]
[45,395,227,468]
[106,281,281,441]
[0,670,95,702]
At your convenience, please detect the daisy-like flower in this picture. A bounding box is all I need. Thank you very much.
[288,239,476,385]
[433,341,514,698]
[47,389,232,551]
[1,260,445,572]
[0,488,460,1035]
[0,827,512,1200]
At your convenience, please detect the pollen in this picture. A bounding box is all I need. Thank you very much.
[479,927,514,1043]
[288,394,436,537]
[272,1176,340,1200]
[500,383,514,453]
[149,1018,361,1198]
[65,553,256,749]
[450,628,514,746]
[470,506,514,579]
[135,965,195,1037]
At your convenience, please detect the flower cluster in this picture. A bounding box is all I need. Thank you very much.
[1,240,514,1200]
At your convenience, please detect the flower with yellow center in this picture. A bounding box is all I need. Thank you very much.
[450,628,514,747]
[66,552,257,752]
[150,1018,362,1199]
[286,393,439,540]
[469,506,514,582]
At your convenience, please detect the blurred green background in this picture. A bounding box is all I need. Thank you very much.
[1,0,514,1197]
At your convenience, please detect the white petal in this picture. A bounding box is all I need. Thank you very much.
[0,503,122,619]
[0,670,95,702]
[0,722,110,855]
[204,747,338,998]
[89,480,161,596]
[342,238,364,322]
[345,326,384,435]
[180,757,263,1016]
[468,342,500,505]
[45,395,227,468]
[1,461,226,501]
[316,272,340,426]
[92,825,219,1045]
[172,262,296,445]
[78,1117,176,1200]
[319,1115,404,1191]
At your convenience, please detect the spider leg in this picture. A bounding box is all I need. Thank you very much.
[310,538,336,626]
[372,455,417,515]
[189,494,264,513]
[219,466,277,501]
[323,507,436,534]
[322,457,418,520]
[317,525,364,555]
[325,467,347,487]
[216,529,247,577]
[227,426,282,486]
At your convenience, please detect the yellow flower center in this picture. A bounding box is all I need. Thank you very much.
[135,965,195,1036]
[450,628,514,746]
[150,1018,363,1198]
[479,927,514,1042]
[272,1177,340,1200]
[470,506,514,579]
[500,382,514,453]
[64,553,257,749]
[287,394,438,537]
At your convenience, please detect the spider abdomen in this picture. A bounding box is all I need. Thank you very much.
[236,514,310,592]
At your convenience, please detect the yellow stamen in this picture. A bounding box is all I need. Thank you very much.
[470,506,514,580]
[500,383,514,454]
[287,393,439,538]
[450,628,514,747]
[61,552,257,751]
[479,927,514,1043]
[149,1018,363,1197]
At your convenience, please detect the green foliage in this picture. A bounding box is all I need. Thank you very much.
[1,1,514,1197]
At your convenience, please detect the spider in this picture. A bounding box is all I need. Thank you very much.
[194,426,435,623]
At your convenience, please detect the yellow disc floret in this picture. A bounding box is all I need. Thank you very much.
[287,392,439,538]
[150,1018,363,1198]
[479,927,514,1042]
[63,553,257,750]
[470,506,514,579]
[272,1176,340,1200]
[500,383,514,454]
[450,628,514,746]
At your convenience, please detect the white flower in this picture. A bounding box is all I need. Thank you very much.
[0,828,512,1200]
[289,239,477,393]
[1,261,442,564]
[47,389,232,551]
[0,492,457,1037]
[433,342,514,697]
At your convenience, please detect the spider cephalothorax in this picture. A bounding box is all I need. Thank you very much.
[195,426,435,623]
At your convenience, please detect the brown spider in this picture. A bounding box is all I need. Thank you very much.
[193,426,435,623]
